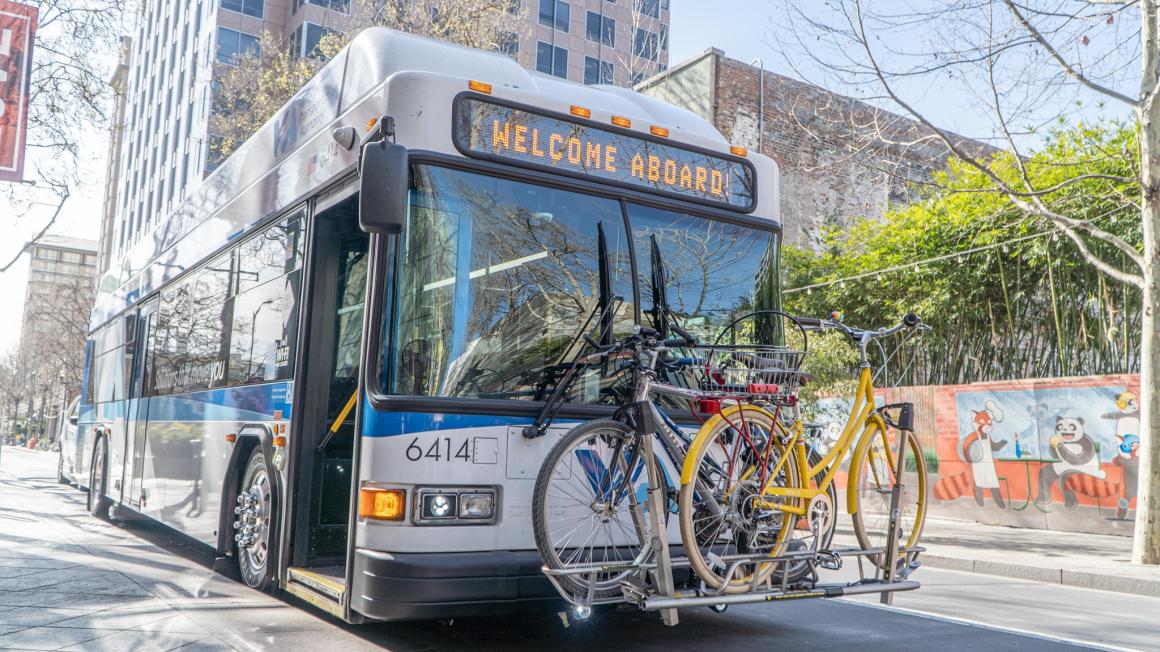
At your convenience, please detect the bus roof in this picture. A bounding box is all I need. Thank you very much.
[93,27,779,328]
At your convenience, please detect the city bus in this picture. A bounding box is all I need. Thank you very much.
[76,27,780,622]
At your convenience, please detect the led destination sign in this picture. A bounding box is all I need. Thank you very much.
[454,98,755,209]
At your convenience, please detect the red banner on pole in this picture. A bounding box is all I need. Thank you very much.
[0,0,37,183]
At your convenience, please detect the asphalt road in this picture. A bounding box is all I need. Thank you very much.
[1,445,1152,651]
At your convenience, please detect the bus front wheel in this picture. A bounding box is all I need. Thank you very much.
[234,448,276,592]
[86,438,111,519]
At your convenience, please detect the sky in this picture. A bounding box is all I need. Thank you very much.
[0,0,1141,352]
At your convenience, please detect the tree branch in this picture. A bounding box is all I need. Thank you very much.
[1005,0,1140,106]
[0,190,70,274]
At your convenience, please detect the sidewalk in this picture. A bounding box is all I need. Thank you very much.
[0,447,382,651]
[914,516,1160,598]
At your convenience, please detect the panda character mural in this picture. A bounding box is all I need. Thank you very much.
[1035,416,1105,509]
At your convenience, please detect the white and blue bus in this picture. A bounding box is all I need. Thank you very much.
[77,28,781,622]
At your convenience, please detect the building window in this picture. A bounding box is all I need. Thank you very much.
[584,57,614,85]
[538,0,569,32]
[634,0,659,18]
[36,248,60,260]
[302,23,339,59]
[61,251,83,264]
[585,12,614,46]
[216,27,260,65]
[631,71,647,86]
[634,28,658,62]
[220,0,263,19]
[497,31,519,58]
[307,0,350,11]
[536,41,567,78]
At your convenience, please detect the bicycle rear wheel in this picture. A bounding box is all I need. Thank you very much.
[678,405,805,593]
[850,426,928,571]
[532,419,665,603]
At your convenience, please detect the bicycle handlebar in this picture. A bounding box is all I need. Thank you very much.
[797,313,929,341]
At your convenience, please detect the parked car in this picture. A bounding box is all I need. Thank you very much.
[56,396,81,485]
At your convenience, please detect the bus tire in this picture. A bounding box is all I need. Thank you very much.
[86,437,111,520]
[57,452,70,485]
[235,448,276,592]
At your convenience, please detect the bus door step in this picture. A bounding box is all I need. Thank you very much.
[288,566,347,604]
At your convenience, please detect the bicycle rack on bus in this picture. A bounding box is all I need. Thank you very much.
[539,426,924,625]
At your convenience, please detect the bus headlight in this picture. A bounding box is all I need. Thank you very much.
[421,492,457,519]
[414,487,498,524]
[458,492,495,519]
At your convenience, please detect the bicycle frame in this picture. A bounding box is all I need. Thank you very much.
[758,365,890,514]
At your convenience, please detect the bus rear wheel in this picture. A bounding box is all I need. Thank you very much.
[86,438,111,519]
[235,448,276,592]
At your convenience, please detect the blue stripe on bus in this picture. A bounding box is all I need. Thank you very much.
[79,382,293,424]
[360,404,547,438]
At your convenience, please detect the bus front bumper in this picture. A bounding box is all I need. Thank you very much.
[350,548,563,621]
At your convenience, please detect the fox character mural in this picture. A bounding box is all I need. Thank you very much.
[962,400,1008,508]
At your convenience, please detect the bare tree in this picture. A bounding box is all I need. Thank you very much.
[780,0,1159,563]
[210,0,529,160]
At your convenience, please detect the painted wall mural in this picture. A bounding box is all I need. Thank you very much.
[915,375,1141,535]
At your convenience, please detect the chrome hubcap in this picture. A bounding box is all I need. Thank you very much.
[234,469,270,570]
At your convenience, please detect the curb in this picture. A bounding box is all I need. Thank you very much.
[921,554,1160,598]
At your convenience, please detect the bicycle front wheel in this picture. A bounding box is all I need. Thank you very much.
[532,419,664,602]
[849,426,928,571]
[678,404,805,593]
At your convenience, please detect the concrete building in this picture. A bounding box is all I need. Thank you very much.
[637,49,992,247]
[17,236,98,438]
[100,0,670,272]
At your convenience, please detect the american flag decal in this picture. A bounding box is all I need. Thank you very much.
[305,154,317,176]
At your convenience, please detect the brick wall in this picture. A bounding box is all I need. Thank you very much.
[639,52,994,247]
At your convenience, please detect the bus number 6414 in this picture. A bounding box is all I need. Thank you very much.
[405,437,471,462]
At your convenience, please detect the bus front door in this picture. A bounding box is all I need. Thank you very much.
[285,192,367,614]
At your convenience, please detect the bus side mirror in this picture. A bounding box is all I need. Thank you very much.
[69,415,78,426]
[358,140,409,235]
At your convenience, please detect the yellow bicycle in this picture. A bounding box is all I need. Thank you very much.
[678,313,930,592]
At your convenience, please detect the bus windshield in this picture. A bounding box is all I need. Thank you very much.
[385,165,779,405]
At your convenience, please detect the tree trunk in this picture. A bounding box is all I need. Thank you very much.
[1135,4,1160,562]
[1136,265,1160,564]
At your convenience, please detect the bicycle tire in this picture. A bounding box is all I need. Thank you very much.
[532,419,668,603]
[849,426,928,571]
[678,405,805,593]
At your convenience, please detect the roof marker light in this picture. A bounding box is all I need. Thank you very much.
[731,145,748,157]
[650,125,669,138]
[611,115,631,128]
[468,80,493,94]
[570,105,591,118]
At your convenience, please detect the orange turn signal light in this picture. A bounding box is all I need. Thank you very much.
[468,80,493,94]
[611,115,631,128]
[650,125,669,137]
[365,118,378,132]
[225,433,237,444]
[730,145,748,157]
[570,105,591,118]
[359,487,406,521]
[272,435,287,448]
